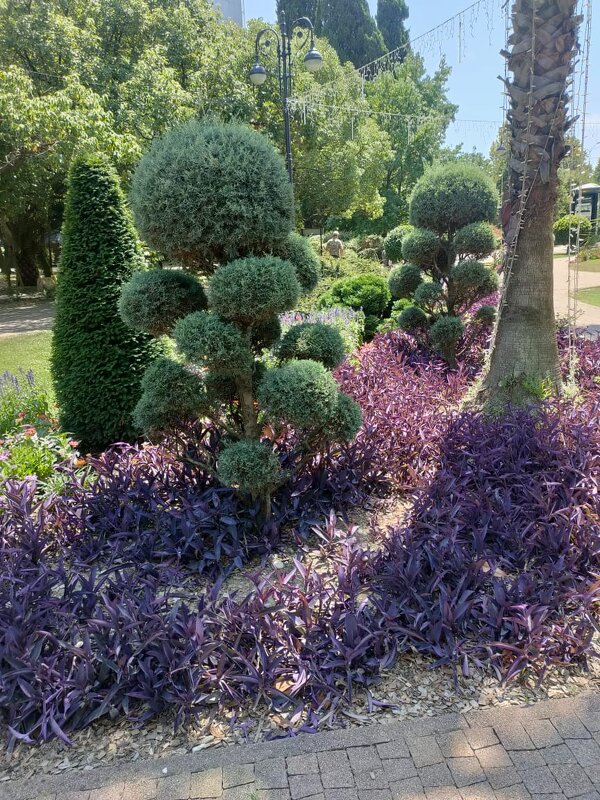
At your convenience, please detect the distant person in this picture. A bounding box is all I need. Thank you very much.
[326,231,345,259]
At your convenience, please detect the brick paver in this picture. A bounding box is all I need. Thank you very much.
[4,693,600,800]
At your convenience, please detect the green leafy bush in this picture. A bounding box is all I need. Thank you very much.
[131,120,294,268]
[388,263,423,300]
[250,317,282,351]
[317,274,391,318]
[277,323,346,370]
[0,427,77,481]
[449,259,499,313]
[258,360,339,430]
[209,256,299,324]
[217,440,284,496]
[174,312,253,374]
[553,214,592,246]
[454,222,497,260]
[320,392,362,442]
[271,232,321,291]
[398,305,428,331]
[51,154,162,452]
[119,269,207,336]
[383,224,413,262]
[0,370,52,436]
[430,315,465,363]
[132,358,209,434]
[414,281,444,312]
[402,228,441,268]
[410,164,497,234]
[280,308,365,355]
[474,305,497,326]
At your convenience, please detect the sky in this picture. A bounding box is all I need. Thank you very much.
[242,0,600,166]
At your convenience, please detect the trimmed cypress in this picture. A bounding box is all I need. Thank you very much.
[51,154,162,451]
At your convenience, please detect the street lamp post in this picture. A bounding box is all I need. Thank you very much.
[249,13,323,187]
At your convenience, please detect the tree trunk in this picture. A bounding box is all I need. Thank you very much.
[479,0,580,407]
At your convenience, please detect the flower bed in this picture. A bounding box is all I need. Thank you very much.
[1,332,599,747]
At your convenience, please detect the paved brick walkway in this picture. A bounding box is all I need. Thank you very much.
[4,692,600,800]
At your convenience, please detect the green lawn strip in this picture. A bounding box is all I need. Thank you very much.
[575,286,600,308]
[0,331,54,396]
[570,259,600,272]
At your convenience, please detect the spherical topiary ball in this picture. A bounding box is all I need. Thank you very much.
[258,359,339,429]
[383,224,413,263]
[271,232,321,291]
[174,311,253,374]
[449,259,499,299]
[474,305,497,326]
[131,120,294,268]
[409,164,497,235]
[119,269,208,336]
[277,323,346,370]
[217,440,283,496]
[209,256,300,324]
[321,391,362,442]
[388,264,423,300]
[430,315,465,359]
[401,228,441,268]
[454,222,497,260]
[133,358,209,433]
[398,305,429,332]
[414,281,444,311]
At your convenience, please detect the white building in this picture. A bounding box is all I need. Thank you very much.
[214,0,244,25]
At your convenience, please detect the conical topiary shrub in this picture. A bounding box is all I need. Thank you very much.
[51,154,163,451]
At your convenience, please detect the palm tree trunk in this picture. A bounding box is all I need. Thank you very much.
[480,0,580,407]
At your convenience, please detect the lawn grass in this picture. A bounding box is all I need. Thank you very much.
[575,286,600,308]
[0,332,53,394]
[571,258,600,272]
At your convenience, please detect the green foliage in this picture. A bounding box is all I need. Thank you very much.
[258,360,339,430]
[430,315,464,363]
[409,164,498,235]
[384,224,413,262]
[398,305,428,331]
[51,154,161,451]
[402,228,441,268]
[553,214,592,246]
[131,120,294,268]
[0,371,52,436]
[133,358,209,434]
[474,305,497,326]
[414,281,444,312]
[250,318,282,352]
[217,440,283,496]
[119,269,207,336]
[318,0,386,67]
[278,323,346,370]
[449,259,499,312]
[388,263,423,300]
[271,233,321,292]
[208,256,299,324]
[173,312,253,374]
[321,392,362,442]
[0,428,76,481]
[317,274,391,317]
[454,222,497,260]
[376,0,410,54]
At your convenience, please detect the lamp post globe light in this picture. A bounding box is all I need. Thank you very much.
[249,13,323,187]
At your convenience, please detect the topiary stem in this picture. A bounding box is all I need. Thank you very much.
[236,370,260,440]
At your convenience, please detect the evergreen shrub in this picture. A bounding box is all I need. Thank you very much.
[51,154,161,451]
[277,323,346,369]
[119,269,207,336]
[454,222,497,260]
[389,263,423,300]
[383,224,413,262]
[402,228,441,268]
[317,274,390,318]
[271,232,321,291]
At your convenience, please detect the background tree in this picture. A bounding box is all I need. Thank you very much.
[481,0,580,405]
[377,0,410,55]
[276,1,321,25]
[122,120,361,516]
[318,0,386,67]
[51,154,162,451]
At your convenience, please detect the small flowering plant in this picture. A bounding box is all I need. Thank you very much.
[0,427,80,481]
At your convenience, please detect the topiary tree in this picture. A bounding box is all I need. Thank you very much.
[121,120,361,516]
[51,154,163,451]
[394,164,499,362]
[383,224,413,263]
